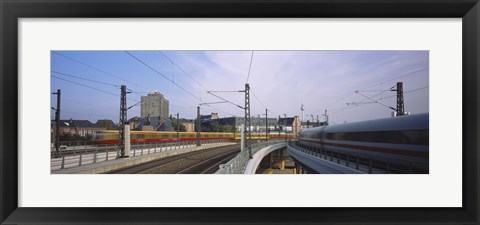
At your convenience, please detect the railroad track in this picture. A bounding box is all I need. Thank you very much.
[176,149,239,174]
[107,144,240,174]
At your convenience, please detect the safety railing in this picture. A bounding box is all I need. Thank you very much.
[290,141,428,174]
[51,139,230,171]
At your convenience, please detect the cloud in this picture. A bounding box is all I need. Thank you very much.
[52,50,428,123]
[183,50,429,123]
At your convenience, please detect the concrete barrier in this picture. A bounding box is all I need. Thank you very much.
[243,142,287,174]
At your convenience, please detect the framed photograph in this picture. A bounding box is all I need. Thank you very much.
[1,0,479,224]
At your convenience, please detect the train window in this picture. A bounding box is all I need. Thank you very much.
[327,130,428,145]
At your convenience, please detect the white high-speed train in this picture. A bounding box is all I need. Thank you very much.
[298,113,429,166]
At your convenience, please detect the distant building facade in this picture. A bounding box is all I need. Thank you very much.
[141,91,169,118]
[51,119,107,142]
[278,116,301,137]
[200,116,278,133]
[127,116,173,131]
[95,119,116,130]
[200,113,219,121]
[179,119,195,132]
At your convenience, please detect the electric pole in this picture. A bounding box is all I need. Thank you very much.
[176,112,180,144]
[245,83,252,158]
[196,101,229,146]
[196,106,201,146]
[278,115,281,139]
[52,89,61,156]
[323,109,329,125]
[119,85,128,158]
[265,108,268,142]
[396,82,405,116]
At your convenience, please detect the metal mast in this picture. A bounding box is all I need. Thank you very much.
[176,112,180,144]
[396,82,405,116]
[52,89,61,156]
[119,85,127,158]
[196,106,201,146]
[265,108,268,142]
[245,83,252,158]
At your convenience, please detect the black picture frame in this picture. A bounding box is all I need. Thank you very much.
[1,0,479,224]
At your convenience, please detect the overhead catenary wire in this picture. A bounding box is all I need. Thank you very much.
[250,89,279,117]
[246,51,254,83]
[309,67,429,115]
[158,51,209,90]
[52,70,119,87]
[52,75,141,103]
[342,86,397,111]
[60,110,118,120]
[158,51,211,103]
[328,85,429,115]
[206,91,244,110]
[125,51,202,102]
[52,52,205,113]
[52,75,119,97]
[130,91,195,110]
[356,67,429,91]
[355,91,395,111]
[375,86,429,101]
[52,51,149,91]
[250,89,267,109]
[52,51,203,120]
[204,104,238,117]
[53,51,208,116]
[62,98,119,110]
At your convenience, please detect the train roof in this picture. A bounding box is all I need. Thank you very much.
[300,113,428,134]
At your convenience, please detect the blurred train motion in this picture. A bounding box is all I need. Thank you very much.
[297,113,429,169]
[94,130,295,144]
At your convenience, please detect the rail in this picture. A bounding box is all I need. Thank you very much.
[51,140,230,171]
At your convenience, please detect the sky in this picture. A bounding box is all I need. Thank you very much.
[50,50,429,125]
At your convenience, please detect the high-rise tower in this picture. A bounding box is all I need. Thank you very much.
[141,91,169,118]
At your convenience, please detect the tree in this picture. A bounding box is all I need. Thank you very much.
[211,122,221,132]
[59,132,92,142]
[172,118,186,132]
[221,124,234,133]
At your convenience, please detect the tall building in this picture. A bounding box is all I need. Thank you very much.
[141,91,169,118]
